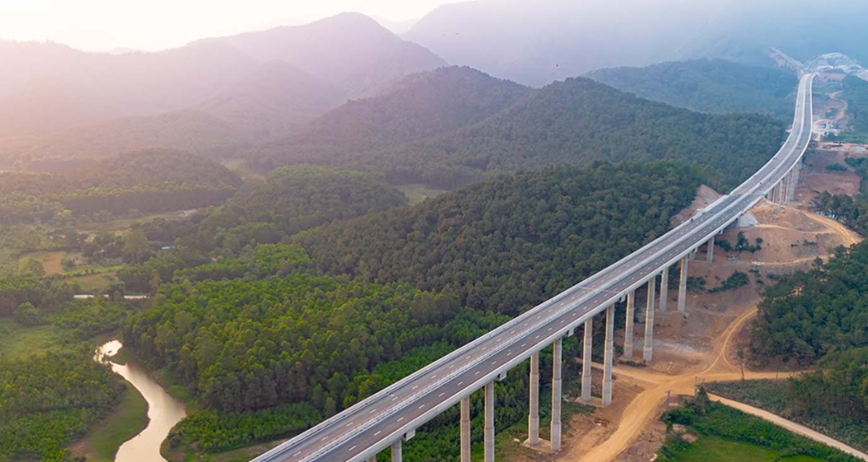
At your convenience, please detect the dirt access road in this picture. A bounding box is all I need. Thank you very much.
[547,199,862,462]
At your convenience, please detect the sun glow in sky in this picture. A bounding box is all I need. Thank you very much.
[0,0,463,52]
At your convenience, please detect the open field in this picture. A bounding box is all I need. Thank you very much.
[670,434,825,462]
[397,183,449,205]
[0,317,68,359]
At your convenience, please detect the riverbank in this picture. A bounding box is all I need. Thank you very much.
[96,340,187,462]
[73,382,148,461]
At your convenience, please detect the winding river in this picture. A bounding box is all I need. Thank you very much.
[97,340,187,462]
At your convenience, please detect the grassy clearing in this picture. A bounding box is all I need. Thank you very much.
[18,250,66,275]
[671,434,825,462]
[0,317,68,359]
[68,271,118,292]
[397,184,450,206]
[79,382,149,462]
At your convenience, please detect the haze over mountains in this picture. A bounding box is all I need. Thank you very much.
[405,0,868,86]
[0,1,845,174]
[0,13,443,166]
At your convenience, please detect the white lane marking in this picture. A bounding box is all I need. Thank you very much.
[475,371,480,375]
[458,381,463,386]
[392,396,398,401]
[293,451,302,457]
[349,446,357,452]
[521,343,526,348]
[345,421,354,427]
[449,365,455,369]
[413,385,418,390]
[398,417,404,422]
[374,431,381,436]
[369,409,376,414]
[439,392,445,397]
[321,436,328,442]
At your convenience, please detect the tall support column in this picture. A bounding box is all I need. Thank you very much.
[484,382,495,462]
[624,291,635,358]
[581,318,593,402]
[677,256,688,315]
[706,236,714,263]
[659,268,669,313]
[603,305,615,406]
[643,277,656,362]
[783,171,791,203]
[461,396,471,462]
[551,338,563,451]
[528,353,539,446]
[391,441,402,462]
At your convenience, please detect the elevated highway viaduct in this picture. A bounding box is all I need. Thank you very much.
[252,73,815,462]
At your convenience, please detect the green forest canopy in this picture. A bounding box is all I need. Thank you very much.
[587,58,797,118]
[297,162,703,316]
[0,149,244,223]
[251,73,787,191]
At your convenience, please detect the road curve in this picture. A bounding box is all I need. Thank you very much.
[252,73,815,462]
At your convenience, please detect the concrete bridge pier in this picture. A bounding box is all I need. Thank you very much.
[643,277,656,362]
[461,396,471,462]
[551,338,563,451]
[677,256,688,315]
[391,440,402,462]
[659,268,668,312]
[603,305,615,406]
[624,291,635,358]
[581,317,593,402]
[485,382,495,462]
[706,237,714,263]
[528,352,539,447]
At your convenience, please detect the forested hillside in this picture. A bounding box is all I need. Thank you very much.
[117,166,407,292]
[587,59,797,117]
[0,149,244,223]
[248,66,530,172]
[253,75,786,191]
[298,162,702,316]
[746,240,868,451]
[841,75,868,133]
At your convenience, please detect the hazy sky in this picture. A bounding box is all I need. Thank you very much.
[0,0,463,52]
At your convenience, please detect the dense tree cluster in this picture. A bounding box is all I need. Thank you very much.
[751,243,868,364]
[0,276,73,317]
[117,166,406,292]
[298,162,702,316]
[749,241,868,436]
[842,75,868,133]
[587,59,797,118]
[252,74,786,191]
[124,267,492,414]
[0,149,244,223]
[0,348,125,461]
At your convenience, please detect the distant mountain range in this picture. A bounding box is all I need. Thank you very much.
[0,13,444,166]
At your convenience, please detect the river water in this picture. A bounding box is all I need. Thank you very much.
[97,340,187,462]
